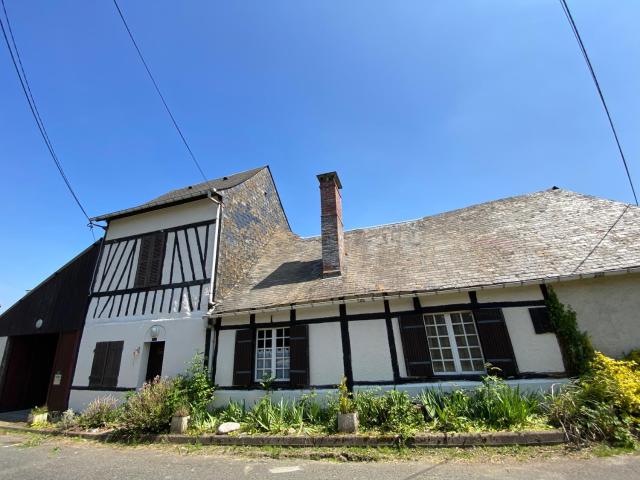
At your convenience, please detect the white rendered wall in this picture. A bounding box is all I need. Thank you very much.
[349,319,394,382]
[553,273,640,357]
[106,198,218,240]
[502,307,564,373]
[69,315,206,411]
[476,285,544,303]
[309,322,343,385]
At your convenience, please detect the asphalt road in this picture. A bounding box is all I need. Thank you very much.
[0,432,639,480]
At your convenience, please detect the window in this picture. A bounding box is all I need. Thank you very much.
[423,312,485,374]
[89,341,124,388]
[134,232,165,288]
[255,327,290,381]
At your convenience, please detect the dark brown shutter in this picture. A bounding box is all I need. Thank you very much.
[102,341,124,387]
[134,232,165,288]
[232,329,253,386]
[398,313,433,378]
[289,324,309,387]
[89,342,109,387]
[473,308,518,377]
[529,307,553,334]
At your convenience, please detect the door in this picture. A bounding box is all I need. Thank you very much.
[0,334,58,411]
[145,341,165,382]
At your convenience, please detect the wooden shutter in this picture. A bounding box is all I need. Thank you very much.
[289,324,309,387]
[398,313,433,378]
[232,329,253,386]
[89,342,109,387]
[529,307,553,334]
[134,232,165,288]
[473,308,518,377]
[102,341,124,387]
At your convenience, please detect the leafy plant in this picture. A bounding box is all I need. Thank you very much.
[78,396,120,429]
[546,287,594,376]
[623,350,640,370]
[119,377,179,434]
[30,406,48,415]
[174,404,190,417]
[171,355,216,417]
[545,352,640,447]
[218,401,246,423]
[57,409,77,430]
[337,377,354,414]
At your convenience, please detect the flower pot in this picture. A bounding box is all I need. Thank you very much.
[170,415,190,434]
[28,412,48,425]
[337,412,359,433]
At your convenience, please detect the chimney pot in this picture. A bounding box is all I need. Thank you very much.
[317,171,344,276]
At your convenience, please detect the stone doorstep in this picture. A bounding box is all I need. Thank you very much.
[0,422,565,447]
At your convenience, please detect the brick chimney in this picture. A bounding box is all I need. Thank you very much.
[317,172,345,276]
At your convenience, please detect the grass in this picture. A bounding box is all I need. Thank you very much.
[2,427,638,463]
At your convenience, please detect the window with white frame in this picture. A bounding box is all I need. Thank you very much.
[255,327,290,381]
[423,312,485,374]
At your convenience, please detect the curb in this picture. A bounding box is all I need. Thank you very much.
[0,423,565,448]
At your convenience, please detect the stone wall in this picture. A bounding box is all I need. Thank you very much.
[215,168,290,302]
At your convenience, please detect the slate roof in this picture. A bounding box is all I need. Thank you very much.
[92,167,266,221]
[214,188,640,314]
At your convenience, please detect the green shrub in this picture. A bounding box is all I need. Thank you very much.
[119,377,179,434]
[545,352,640,447]
[419,389,472,432]
[353,389,425,434]
[337,377,354,414]
[623,349,640,369]
[218,401,246,423]
[244,397,308,434]
[57,409,77,430]
[78,396,120,429]
[172,356,215,416]
[546,287,594,376]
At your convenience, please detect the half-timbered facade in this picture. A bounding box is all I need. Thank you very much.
[68,167,290,409]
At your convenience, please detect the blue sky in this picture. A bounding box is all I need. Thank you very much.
[1,1,638,311]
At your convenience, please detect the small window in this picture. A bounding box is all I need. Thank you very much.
[134,232,166,288]
[529,307,553,334]
[89,341,124,388]
[255,327,290,381]
[423,312,485,374]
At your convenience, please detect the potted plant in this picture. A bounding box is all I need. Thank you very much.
[28,406,48,426]
[336,377,358,433]
[170,404,190,434]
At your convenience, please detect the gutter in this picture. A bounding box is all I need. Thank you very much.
[208,265,640,318]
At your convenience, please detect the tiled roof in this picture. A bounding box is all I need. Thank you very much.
[92,167,266,221]
[214,188,640,313]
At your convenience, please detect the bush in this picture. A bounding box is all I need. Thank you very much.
[78,396,120,429]
[353,389,425,434]
[623,350,640,369]
[419,376,543,432]
[546,287,594,376]
[119,377,180,434]
[172,356,215,416]
[545,352,640,447]
[57,409,77,430]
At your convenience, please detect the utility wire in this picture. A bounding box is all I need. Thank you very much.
[0,0,96,238]
[111,0,211,187]
[559,0,638,205]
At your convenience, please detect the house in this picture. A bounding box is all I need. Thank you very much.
[2,166,638,412]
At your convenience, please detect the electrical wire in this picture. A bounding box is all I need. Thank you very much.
[559,0,638,205]
[0,0,96,238]
[111,0,211,188]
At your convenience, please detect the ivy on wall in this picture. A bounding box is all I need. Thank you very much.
[545,286,595,377]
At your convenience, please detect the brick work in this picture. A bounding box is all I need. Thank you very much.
[317,172,344,275]
[214,167,290,302]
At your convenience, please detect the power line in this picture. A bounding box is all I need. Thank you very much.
[111,0,210,187]
[559,0,638,206]
[0,0,96,237]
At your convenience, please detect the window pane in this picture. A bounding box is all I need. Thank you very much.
[444,361,456,372]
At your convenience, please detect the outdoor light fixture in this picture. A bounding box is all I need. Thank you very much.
[149,325,160,340]
[35,319,43,329]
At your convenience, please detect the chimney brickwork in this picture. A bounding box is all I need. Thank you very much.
[317,172,344,276]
